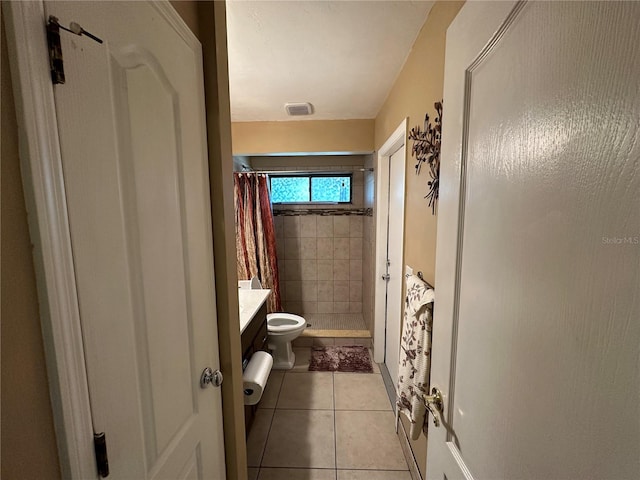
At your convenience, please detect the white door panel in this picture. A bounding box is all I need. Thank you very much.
[385,146,406,388]
[46,2,225,478]
[374,122,407,386]
[429,1,639,479]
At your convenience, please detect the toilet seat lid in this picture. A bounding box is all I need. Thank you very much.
[267,313,306,332]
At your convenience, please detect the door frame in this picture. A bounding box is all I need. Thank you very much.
[373,119,408,364]
[3,2,214,478]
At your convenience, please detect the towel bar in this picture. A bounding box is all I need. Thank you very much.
[405,271,434,289]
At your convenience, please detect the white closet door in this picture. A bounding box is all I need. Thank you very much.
[48,2,226,478]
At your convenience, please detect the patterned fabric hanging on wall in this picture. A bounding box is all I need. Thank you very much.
[234,173,282,312]
[397,275,435,439]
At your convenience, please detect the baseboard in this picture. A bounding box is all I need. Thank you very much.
[397,414,423,480]
[380,363,423,480]
[379,362,395,404]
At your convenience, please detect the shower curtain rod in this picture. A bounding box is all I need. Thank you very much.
[239,167,374,175]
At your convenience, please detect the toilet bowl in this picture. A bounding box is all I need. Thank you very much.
[267,313,307,370]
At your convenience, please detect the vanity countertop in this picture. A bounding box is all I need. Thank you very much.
[238,289,271,334]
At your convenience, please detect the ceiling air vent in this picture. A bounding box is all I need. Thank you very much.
[285,102,314,116]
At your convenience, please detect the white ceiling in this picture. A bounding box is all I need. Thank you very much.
[226,1,434,122]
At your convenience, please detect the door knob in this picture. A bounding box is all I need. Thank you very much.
[423,387,444,427]
[200,367,223,388]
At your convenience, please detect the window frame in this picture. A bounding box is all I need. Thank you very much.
[269,173,353,205]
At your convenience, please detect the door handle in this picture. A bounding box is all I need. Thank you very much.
[200,367,223,388]
[423,387,444,427]
[381,274,390,281]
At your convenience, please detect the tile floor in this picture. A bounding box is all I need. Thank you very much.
[247,347,411,480]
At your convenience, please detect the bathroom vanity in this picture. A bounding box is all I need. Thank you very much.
[238,288,271,434]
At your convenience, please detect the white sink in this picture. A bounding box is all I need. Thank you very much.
[238,288,271,333]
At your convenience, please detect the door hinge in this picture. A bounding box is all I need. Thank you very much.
[46,16,104,85]
[46,16,65,85]
[93,432,109,477]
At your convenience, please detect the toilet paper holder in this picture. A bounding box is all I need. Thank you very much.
[243,350,273,406]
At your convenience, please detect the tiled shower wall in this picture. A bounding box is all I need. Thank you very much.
[275,214,365,315]
[246,153,375,325]
[270,164,368,316]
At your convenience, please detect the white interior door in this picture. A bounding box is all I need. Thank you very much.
[47,2,226,478]
[427,2,640,479]
[383,146,407,388]
[374,120,408,386]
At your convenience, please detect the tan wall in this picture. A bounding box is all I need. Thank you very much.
[250,154,366,170]
[373,2,464,476]
[232,119,375,155]
[374,1,464,288]
[1,9,62,479]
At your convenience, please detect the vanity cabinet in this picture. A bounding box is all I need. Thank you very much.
[240,302,268,435]
[241,302,268,360]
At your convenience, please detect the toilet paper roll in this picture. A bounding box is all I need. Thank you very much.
[243,351,273,406]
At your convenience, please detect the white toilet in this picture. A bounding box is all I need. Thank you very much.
[267,313,307,370]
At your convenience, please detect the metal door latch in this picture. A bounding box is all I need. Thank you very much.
[423,387,444,427]
[200,367,223,388]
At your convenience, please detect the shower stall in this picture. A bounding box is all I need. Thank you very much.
[235,154,376,346]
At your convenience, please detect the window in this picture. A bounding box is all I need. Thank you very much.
[270,174,352,204]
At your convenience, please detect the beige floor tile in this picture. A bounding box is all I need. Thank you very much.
[335,411,408,470]
[313,337,335,346]
[290,347,311,372]
[247,409,274,467]
[333,338,361,346]
[277,372,333,409]
[262,410,336,468]
[247,467,260,480]
[334,373,391,411]
[260,371,285,408]
[366,348,381,373]
[293,336,314,347]
[337,470,411,480]
[259,468,337,480]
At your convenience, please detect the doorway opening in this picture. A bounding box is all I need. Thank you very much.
[373,119,408,398]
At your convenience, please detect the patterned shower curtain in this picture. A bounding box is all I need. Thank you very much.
[234,173,282,312]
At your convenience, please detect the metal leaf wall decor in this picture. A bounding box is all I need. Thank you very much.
[408,101,442,214]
